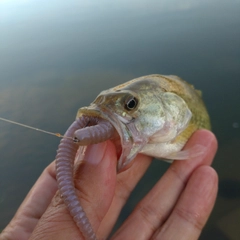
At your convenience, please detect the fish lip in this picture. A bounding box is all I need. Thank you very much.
[77,106,134,172]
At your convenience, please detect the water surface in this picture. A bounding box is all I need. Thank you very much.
[1,0,240,238]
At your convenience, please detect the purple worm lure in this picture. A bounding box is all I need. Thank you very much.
[55,116,115,240]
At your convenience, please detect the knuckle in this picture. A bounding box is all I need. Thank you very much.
[175,206,205,231]
[115,178,133,203]
[136,204,163,232]
[169,165,186,185]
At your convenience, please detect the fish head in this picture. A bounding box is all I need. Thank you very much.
[77,75,192,172]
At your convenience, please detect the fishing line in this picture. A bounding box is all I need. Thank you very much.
[0,117,72,140]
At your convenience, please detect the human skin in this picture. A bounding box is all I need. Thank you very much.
[0,130,218,240]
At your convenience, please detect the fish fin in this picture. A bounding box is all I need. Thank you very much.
[195,89,202,97]
[165,144,207,160]
[165,75,183,81]
[162,159,174,163]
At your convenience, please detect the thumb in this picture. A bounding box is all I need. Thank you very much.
[30,141,117,240]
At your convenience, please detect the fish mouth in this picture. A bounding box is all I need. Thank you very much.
[78,106,139,172]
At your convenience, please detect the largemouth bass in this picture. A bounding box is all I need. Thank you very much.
[76,74,211,171]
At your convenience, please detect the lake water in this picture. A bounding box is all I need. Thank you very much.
[0,0,240,238]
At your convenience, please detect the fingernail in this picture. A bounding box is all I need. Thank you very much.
[85,142,107,165]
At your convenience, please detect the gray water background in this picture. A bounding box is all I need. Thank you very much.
[0,0,240,239]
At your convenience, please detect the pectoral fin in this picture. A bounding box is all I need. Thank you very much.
[165,144,207,161]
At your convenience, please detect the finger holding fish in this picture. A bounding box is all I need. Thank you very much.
[111,130,218,240]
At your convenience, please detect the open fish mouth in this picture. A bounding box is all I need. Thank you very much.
[75,107,139,172]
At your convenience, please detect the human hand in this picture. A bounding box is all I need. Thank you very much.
[0,130,218,240]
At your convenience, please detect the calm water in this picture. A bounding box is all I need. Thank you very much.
[1,0,240,238]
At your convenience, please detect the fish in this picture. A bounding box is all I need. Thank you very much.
[55,74,211,239]
[76,74,211,170]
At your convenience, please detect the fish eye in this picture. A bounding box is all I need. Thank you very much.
[124,96,138,111]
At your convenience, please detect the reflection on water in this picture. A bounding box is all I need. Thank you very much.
[1,0,240,239]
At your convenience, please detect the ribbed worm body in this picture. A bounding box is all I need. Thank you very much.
[74,118,116,145]
[56,116,101,240]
